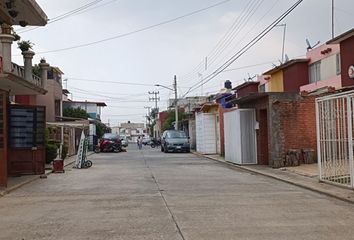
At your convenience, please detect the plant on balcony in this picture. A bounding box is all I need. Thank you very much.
[1,23,12,34]
[13,32,20,41]
[17,40,34,52]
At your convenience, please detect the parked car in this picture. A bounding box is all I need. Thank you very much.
[161,130,190,153]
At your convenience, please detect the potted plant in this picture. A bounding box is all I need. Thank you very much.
[17,40,34,52]
[40,57,46,63]
[1,23,12,34]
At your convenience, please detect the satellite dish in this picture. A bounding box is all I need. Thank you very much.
[306,38,321,51]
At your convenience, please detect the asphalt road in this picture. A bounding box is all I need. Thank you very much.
[1,146,354,240]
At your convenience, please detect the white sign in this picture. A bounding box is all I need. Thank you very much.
[349,65,354,79]
[75,131,85,168]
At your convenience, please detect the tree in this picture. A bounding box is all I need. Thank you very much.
[162,110,185,131]
[63,107,89,119]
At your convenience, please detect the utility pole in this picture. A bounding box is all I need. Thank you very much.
[144,106,151,129]
[331,0,334,39]
[174,75,178,131]
[148,91,160,111]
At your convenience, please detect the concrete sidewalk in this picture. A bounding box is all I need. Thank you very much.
[0,152,94,197]
[194,152,354,204]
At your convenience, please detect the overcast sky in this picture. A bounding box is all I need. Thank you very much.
[11,0,354,125]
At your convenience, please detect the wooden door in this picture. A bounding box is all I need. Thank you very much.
[8,106,46,176]
[0,91,8,187]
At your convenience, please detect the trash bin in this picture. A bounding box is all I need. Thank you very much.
[302,148,315,164]
[52,159,64,173]
[286,149,301,166]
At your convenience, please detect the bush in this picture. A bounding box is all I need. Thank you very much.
[46,144,58,164]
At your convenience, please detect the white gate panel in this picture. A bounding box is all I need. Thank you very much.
[195,112,217,154]
[224,109,257,165]
[316,91,354,188]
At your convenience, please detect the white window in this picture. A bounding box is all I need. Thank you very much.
[309,61,321,83]
[336,53,341,75]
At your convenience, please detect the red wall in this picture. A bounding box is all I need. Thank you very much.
[283,62,309,92]
[278,97,317,163]
[340,36,354,87]
[236,83,259,98]
[219,106,235,156]
[15,95,37,105]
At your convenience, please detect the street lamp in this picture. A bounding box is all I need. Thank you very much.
[155,75,179,130]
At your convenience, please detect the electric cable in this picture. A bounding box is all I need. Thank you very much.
[32,0,233,55]
[183,0,304,97]
[16,0,106,33]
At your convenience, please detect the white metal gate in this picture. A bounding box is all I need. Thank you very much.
[316,91,354,188]
[224,109,257,165]
[196,112,217,154]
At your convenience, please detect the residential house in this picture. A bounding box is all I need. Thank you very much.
[63,100,107,150]
[0,0,48,187]
[224,32,351,168]
[314,28,354,188]
[195,81,233,155]
[119,122,146,142]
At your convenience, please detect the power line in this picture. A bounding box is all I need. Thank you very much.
[67,77,155,86]
[179,0,263,84]
[33,0,233,55]
[16,0,107,33]
[184,0,304,97]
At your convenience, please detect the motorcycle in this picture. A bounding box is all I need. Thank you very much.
[94,138,122,153]
[150,138,161,148]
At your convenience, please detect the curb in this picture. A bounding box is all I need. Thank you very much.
[0,152,95,198]
[192,152,354,205]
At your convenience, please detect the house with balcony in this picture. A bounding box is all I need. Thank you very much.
[0,0,48,187]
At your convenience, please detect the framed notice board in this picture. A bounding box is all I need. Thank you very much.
[9,106,45,149]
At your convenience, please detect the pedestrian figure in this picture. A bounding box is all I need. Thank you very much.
[137,136,143,150]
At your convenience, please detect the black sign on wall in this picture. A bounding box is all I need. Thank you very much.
[9,106,45,149]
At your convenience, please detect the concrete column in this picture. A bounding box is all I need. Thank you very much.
[0,34,15,72]
[39,60,50,89]
[22,50,35,82]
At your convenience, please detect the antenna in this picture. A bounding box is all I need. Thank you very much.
[285,54,289,62]
[306,38,320,51]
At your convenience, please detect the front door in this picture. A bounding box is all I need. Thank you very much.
[8,105,46,176]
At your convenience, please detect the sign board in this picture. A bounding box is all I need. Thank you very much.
[75,131,86,168]
[349,65,354,79]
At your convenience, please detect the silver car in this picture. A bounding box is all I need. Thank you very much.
[161,130,190,153]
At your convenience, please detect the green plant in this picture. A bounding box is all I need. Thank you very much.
[13,33,20,41]
[45,143,58,164]
[17,40,34,52]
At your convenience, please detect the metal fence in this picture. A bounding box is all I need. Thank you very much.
[316,91,354,188]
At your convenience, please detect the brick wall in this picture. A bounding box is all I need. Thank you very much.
[270,96,317,167]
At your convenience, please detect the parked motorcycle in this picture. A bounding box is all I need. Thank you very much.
[150,138,161,148]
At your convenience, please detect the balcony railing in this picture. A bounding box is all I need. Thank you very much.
[11,62,42,88]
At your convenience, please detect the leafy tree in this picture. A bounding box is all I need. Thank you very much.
[63,107,89,119]
[162,110,186,131]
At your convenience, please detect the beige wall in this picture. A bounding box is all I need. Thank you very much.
[36,79,62,122]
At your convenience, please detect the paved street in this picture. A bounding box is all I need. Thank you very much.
[1,147,354,240]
